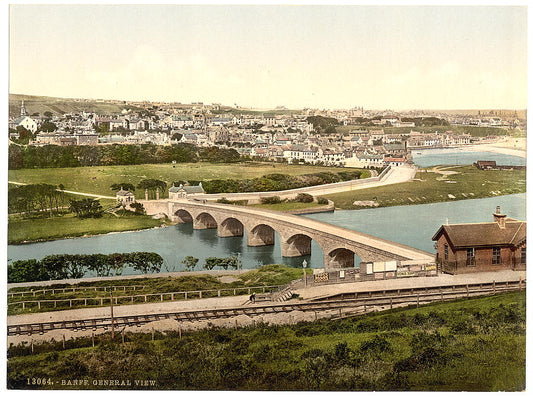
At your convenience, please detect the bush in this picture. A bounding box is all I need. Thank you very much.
[260,196,282,204]
[317,197,329,205]
[295,193,314,203]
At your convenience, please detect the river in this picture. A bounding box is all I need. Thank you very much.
[7,193,525,275]
[7,148,526,276]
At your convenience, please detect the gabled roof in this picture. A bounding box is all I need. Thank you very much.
[432,220,526,249]
[116,189,134,197]
[169,183,205,194]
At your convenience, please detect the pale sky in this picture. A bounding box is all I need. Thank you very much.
[8,4,528,110]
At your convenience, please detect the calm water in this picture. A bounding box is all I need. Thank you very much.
[7,194,526,276]
[412,148,526,168]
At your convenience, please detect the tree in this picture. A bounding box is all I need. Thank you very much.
[137,179,167,199]
[129,202,145,214]
[110,183,136,192]
[129,252,164,274]
[43,111,53,118]
[39,120,58,132]
[182,256,199,271]
[69,198,103,218]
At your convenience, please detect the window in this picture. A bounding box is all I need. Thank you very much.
[466,248,475,266]
[444,244,449,260]
[520,247,526,264]
[492,247,502,264]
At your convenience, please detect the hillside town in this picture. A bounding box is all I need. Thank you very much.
[8,98,524,168]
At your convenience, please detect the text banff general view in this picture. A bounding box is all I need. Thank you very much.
[6,4,527,393]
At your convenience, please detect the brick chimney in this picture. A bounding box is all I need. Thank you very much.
[493,206,507,228]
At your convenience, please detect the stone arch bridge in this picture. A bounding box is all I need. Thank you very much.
[141,199,434,269]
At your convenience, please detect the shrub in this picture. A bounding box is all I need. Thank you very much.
[317,197,329,205]
[295,193,314,203]
[260,196,282,204]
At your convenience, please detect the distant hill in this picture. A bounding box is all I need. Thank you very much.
[8,93,143,118]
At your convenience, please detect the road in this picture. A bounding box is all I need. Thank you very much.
[194,165,417,201]
[8,181,116,199]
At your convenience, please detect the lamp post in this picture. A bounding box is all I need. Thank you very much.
[110,291,115,340]
[302,259,308,288]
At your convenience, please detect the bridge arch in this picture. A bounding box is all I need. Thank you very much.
[194,212,218,229]
[218,217,244,237]
[282,233,313,257]
[174,209,193,223]
[326,247,359,268]
[247,223,276,246]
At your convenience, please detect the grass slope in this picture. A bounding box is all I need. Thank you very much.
[326,165,525,209]
[8,162,366,197]
[7,291,525,391]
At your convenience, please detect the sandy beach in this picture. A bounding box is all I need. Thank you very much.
[464,137,526,158]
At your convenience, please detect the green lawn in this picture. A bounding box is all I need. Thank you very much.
[8,162,364,197]
[325,165,526,209]
[7,291,525,391]
[8,213,163,244]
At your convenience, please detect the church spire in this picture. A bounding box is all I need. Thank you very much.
[20,100,27,116]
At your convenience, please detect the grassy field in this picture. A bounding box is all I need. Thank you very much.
[8,213,163,245]
[325,165,526,209]
[8,162,361,197]
[7,265,311,315]
[7,291,525,391]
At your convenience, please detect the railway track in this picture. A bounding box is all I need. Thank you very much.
[7,279,524,336]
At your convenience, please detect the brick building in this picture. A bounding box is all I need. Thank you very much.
[432,207,526,274]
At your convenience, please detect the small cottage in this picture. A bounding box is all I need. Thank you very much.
[432,206,526,274]
[169,183,205,199]
[116,188,135,205]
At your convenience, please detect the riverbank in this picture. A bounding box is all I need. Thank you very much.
[324,165,525,210]
[7,213,165,245]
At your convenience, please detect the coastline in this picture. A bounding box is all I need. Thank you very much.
[463,142,526,158]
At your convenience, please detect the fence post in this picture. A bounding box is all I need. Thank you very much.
[62,334,65,350]
[417,294,420,308]
[199,291,202,299]
[38,301,41,309]
[519,278,522,291]
[22,302,25,310]
[184,292,188,299]
[218,290,221,297]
